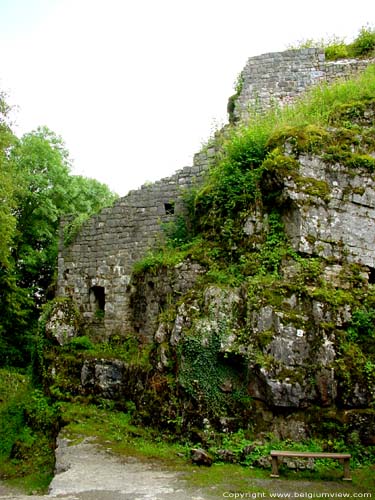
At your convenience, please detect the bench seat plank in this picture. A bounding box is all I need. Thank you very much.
[270,450,352,481]
[271,450,351,459]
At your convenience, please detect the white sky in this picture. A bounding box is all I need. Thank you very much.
[0,0,373,196]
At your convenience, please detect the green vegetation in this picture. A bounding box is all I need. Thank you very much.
[227,70,245,123]
[1,31,375,494]
[60,333,153,368]
[0,369,59,493]
[59,401,188,460]
[0,114,117,367]
[180,65,375,286]
[0,91,118,490]
[178,326,250,416]
[50,401,375,494]
[132,247,188,275]
[288,25,375,60]
[124,56,375,455]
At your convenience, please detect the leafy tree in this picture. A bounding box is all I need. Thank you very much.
[0,120,117,367]
[11,127,73,296]
[0,92,18,268]
[11,126,117,298]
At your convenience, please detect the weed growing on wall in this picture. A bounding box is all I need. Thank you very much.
[227,71,245,123]
[287,25,375,60]
[132,65,375,294]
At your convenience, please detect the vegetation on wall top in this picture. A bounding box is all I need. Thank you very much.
[287,25,375,60]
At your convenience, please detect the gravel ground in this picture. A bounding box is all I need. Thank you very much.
[0,436,215,500]
[0,435,371,500]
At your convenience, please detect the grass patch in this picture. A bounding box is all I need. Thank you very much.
[58,401,375,496]
[60,402,189,462]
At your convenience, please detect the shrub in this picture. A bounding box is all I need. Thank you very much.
[66,335,94,351]
[347,309,375,342]
[287,27,375,60]
[350,26,375,57]
[0,370,59,492]
[325,42,349,61]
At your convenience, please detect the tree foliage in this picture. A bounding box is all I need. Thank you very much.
[0,93,18,268]
[0,95,118,367]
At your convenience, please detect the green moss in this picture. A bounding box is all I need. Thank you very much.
[266,125,330,156]
[256,330,274,349]
[261,150,300,200]
[328,100,375,126]
[294,176,331,201]
[309,286,354,308]
[275,366,308,385]
[132,248,187,276]
[323,148,375,171]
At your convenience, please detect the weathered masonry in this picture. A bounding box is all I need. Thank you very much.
[57,154,213,339]
[233,48,374,121]
[57,48,375,340]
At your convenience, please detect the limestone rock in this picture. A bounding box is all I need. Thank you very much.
[81,359,125,399]
[44,299,79,346]
[190,448,213,466]
[249,303,337,408]
[216,449,236,463]
[283,155,375,268]
[253,456,271,469]
[344,410,375,445]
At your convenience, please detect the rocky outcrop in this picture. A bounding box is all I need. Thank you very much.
[44,298,80,346]
[56,49,375,343]
[48,49,375,447]
[282,154,375,267]
[81,359,126,399]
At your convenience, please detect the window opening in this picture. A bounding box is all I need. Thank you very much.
[90,286,105,314]
[369,267,375,284]
[164,202,175,215]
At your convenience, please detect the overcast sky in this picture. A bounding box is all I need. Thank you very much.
[0,0,373,196]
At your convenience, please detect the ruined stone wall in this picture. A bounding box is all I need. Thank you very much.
[57,48,375,341]
[57,149,215,339]
[234,48,375,121]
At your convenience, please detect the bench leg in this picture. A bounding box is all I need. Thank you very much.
[342,458,352,481]
[271,456,280,478]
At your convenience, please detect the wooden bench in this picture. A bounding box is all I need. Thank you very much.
[270,450,352,481]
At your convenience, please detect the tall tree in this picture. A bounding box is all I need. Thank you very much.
[0,93,32,365]
[0,122,117,366]
[0,92,18,268]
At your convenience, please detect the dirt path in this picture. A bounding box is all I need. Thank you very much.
[50,435,211,499]
[0,435,372,499]
[0,435,215,500]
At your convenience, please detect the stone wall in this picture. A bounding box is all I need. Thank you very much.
[234,48,375,121]
[57,148,215,339]
[57,48,375,341]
